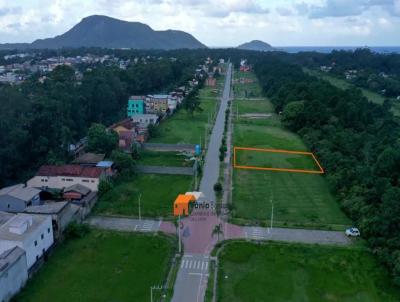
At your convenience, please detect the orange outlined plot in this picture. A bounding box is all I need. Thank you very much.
[233,146,324,174]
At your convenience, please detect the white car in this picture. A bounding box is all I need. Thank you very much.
[345,227,360,237]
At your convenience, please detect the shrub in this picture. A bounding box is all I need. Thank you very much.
[214,182,223,192]
[65,223,90,239]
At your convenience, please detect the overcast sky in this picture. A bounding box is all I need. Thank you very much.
[0,0,399,46]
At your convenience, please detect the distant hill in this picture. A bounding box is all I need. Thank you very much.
[0,15,206,50]
[237,40,274,52]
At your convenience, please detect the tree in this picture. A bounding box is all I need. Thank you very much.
[111,150,135,177]
[183,89,203,116]
[211,223,224,242]
[87,123,118,156]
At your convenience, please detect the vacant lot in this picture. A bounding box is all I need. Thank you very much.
[95,174,193,217]
[215,241,400,302]
[232,81,349,229]
[15,231,174,302]
[149,98,217,144]
[138,150,193,167]
[235,148,321,172]
[234,71,262,98]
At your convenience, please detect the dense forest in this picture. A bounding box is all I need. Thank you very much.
[289,48,400,97]
[252,54,400,285]
[0,53,202,186]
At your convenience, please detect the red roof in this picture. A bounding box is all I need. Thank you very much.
[36,165,103,178]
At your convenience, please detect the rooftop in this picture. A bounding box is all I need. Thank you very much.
[64,184,91,195]
[0,184,41,202]
[36,165,103,178]
[96,161,114,168]
[0,213,49,241]
[0,211,14,226]
[24,201,68,215]
[72,153,105,165]
[0,246,26,276]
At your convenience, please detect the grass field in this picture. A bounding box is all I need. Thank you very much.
[149,98,218,144]
[15,231,174,302]
[95,174,193,217]
[235,148,321,172]
[215,241,400,302]
[138,150,193,167]
[232,77,349,229]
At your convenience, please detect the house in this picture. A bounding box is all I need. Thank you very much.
[206,77,216,87]
[24,202,80,240]
[168,97,178,113]
[0,214,54,269]
[0,246,28,302]
[96,161,115,175]
[130,114,158,127]
[0,184,41,213]
[72,153,105,167]
[145,95,169,114]
[127,96,145,117]
[27,165,104,192]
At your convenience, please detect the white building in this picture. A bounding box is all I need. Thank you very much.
[27,165,103,192]
[0,214,54,269]
[0,246,28,302]
[130,114,158,127]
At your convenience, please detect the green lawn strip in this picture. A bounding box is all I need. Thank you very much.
[138,150,193,167]
[149,98,217,144]
[94,174,193,218]
[15,230,175,302]
[235,148,320,171]
[216,241,400,302]
[232,99,350,229]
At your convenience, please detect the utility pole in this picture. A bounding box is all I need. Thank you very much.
[138,193,142,221]
[194,159,198,190]
[270,194,274,232]
[178,214,181,253]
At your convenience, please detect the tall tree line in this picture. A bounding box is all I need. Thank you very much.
[253,55,400,285]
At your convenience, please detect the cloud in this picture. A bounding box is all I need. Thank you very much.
[0,6,21,17]
[298,0,400,18]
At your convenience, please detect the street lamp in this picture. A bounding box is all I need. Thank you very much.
[138,193,142,221]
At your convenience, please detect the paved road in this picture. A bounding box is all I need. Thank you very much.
[172,254,210,302]
[199,63,232,203]
[172,63,233,302]
[86,216,162,232]
[243,226,351,245]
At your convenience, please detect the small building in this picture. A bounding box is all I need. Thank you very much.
[63,184,91,201]
[145,95,169,115]
[127,96,145,117]
[72,153,105,167]
[0,184,41,213]
[173,194,196,216]
[130,114,158,127]
[0,214,54,269]
[206,77,216,87]
[0,246,28,302]
[24,202,80,240]
[27,165,104,192]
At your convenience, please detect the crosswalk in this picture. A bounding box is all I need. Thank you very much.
[141,220,154,232]
[245,227,269,240]
[180,258,209,272]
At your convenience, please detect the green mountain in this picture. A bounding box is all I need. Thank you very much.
[237,40,274,52]
[0,15,206,50]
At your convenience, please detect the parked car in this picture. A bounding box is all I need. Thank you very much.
[345,227,360,237]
